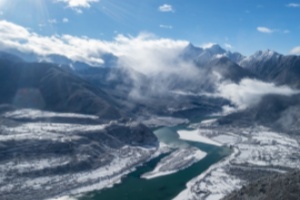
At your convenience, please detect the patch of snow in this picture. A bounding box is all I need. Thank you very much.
[0,110,157,200]
[177,129,222,146]
[174,126,300,200]
[3,109,99,120]
[211,134,242,145]
[142,147,207,179]
[1,122,107,142]
[200,119,217,126]
[47,196,78,200]
[141,116,189,128]
[173,147,242,200]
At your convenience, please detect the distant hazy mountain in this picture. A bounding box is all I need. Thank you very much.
[0,54,122,120]
[182,44,300,90]
[218,93,300,134]
[240,50,300,88]
[203,56,255,83]
[1,43,300,121]
[0,51,23,62]
[182,43,245,65]
[180,44,254,90]
[0,48,118,71]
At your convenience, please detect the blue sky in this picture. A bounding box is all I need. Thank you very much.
[0,0,299,55]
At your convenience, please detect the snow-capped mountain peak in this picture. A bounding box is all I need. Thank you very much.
[253,49,281,60]
[240,49,282,67]
[204,44,226,55]
[182,42,204,59]
[182,43,245,65]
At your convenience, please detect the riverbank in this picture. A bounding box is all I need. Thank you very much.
[173,125,300,200]
[78,124,230,200]
[141,147,207,179]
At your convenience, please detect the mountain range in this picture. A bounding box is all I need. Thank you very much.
[0,54,122,120]
[1,43,300,200]
[1,43,299,120]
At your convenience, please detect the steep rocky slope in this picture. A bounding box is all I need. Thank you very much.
[0,56,121,120]
[240,50,300,88]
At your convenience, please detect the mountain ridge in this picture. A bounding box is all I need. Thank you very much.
[0,55,122,120]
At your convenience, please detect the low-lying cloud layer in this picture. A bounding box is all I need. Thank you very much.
[217,78,299,111]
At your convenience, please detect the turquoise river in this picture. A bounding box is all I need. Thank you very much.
[80,121,231,200]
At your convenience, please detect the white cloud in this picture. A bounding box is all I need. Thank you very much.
[257,27,290,34]
[111,33,190,74]
[201,42,216,49]
[48,19,57,24]
[159,24,173,29]
[290,46,300,55]
[62,18,69,23]
[56,0,98,8]
[158,4,174,12]
[0,20,31,40]
[74,8,83,14]
[286,3,300,7]
[0,20,206,100]
[0,20,190,73]
[0,20,104,66]
[224,43,232,49]
[55,0,98,12]
[217,79,299,110]
[257,26,274,33]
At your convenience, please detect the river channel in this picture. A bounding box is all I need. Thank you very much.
[80,122,231,200]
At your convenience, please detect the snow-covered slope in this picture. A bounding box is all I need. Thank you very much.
[239,50,300,88]
[240,49,281,65]
[0,109,158,200]
[182,43,245,65]
[174,125,300,200]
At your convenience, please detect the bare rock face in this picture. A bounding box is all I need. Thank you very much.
[223,170,300,200]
